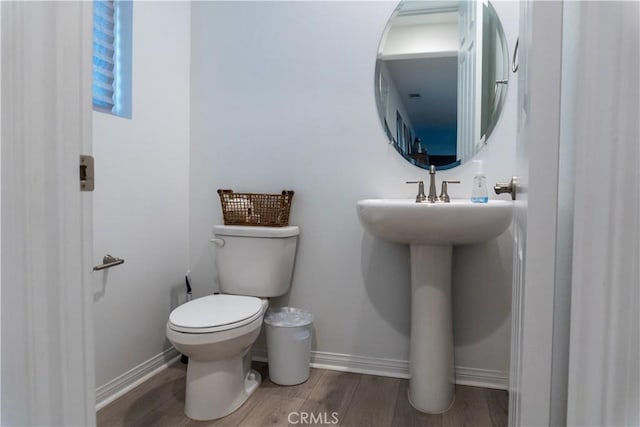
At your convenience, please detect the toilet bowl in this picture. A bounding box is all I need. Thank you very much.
[166,294,268,420]
[166,225,299,421]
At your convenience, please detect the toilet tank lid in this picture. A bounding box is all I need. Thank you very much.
[213,225,299,238]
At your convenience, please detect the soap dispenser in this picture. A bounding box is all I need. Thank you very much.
[470,160,489,203]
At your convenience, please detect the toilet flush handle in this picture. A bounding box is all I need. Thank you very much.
[210,238,225,247]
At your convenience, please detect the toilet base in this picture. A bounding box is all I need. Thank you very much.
[184,351,261,421]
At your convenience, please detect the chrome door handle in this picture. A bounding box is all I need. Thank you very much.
[93,254,125,271]
[494,177,516,200]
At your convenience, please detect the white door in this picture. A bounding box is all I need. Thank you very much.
[1,2,95,425]
[509,1,564,426]
[508,3,529,422]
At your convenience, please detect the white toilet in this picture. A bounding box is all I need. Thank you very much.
[166,225,299,421]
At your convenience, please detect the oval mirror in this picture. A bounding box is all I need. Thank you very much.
[375,0,509,170]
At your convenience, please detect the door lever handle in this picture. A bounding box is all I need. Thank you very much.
[494,177,516,200]
[93,254,125,271]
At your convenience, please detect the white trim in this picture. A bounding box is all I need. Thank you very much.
[454,366,508,390]
[252,349,507,390]
[95,348,181,411]
[252,348,408,379]
[310,351,409,379]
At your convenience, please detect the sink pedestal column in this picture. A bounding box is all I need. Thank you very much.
[408,244,455,413]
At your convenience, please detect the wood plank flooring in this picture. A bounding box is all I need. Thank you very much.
[97,361,508,427]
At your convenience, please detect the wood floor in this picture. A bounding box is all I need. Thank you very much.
[97,361,508,427]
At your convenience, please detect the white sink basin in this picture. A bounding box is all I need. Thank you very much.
[356,198,512,413]
[357,199,512,246]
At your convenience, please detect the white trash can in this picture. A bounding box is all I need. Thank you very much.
[264,307,314,386]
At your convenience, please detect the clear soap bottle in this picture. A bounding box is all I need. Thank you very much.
[470,160,489,203]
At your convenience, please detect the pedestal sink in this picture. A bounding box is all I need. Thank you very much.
[356,199,512,413]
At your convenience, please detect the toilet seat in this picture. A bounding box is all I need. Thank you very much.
[168,294,263,334]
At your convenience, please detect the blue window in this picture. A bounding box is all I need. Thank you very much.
[92,0,132,118]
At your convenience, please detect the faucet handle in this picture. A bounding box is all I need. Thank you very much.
[439,180,460,203]
[406,180,427,203]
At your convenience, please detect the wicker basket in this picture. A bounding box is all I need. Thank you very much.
[217,189,294,227]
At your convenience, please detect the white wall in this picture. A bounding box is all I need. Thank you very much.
[190,1,517,378]
[92,2,190,388]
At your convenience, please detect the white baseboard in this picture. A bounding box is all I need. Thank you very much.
[454,366,508,390]
[252,348,411,379]
[95,347,181,411]
[252,348,508,390]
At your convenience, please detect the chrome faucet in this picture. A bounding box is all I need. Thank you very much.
[408,165,460,203]
[427,165,438,203]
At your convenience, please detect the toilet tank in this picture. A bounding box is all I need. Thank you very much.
[213,225,299,297]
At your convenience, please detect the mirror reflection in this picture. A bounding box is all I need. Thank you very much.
[375,0,509,170]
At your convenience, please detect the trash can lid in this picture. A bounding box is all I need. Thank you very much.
[264,307,314,327]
